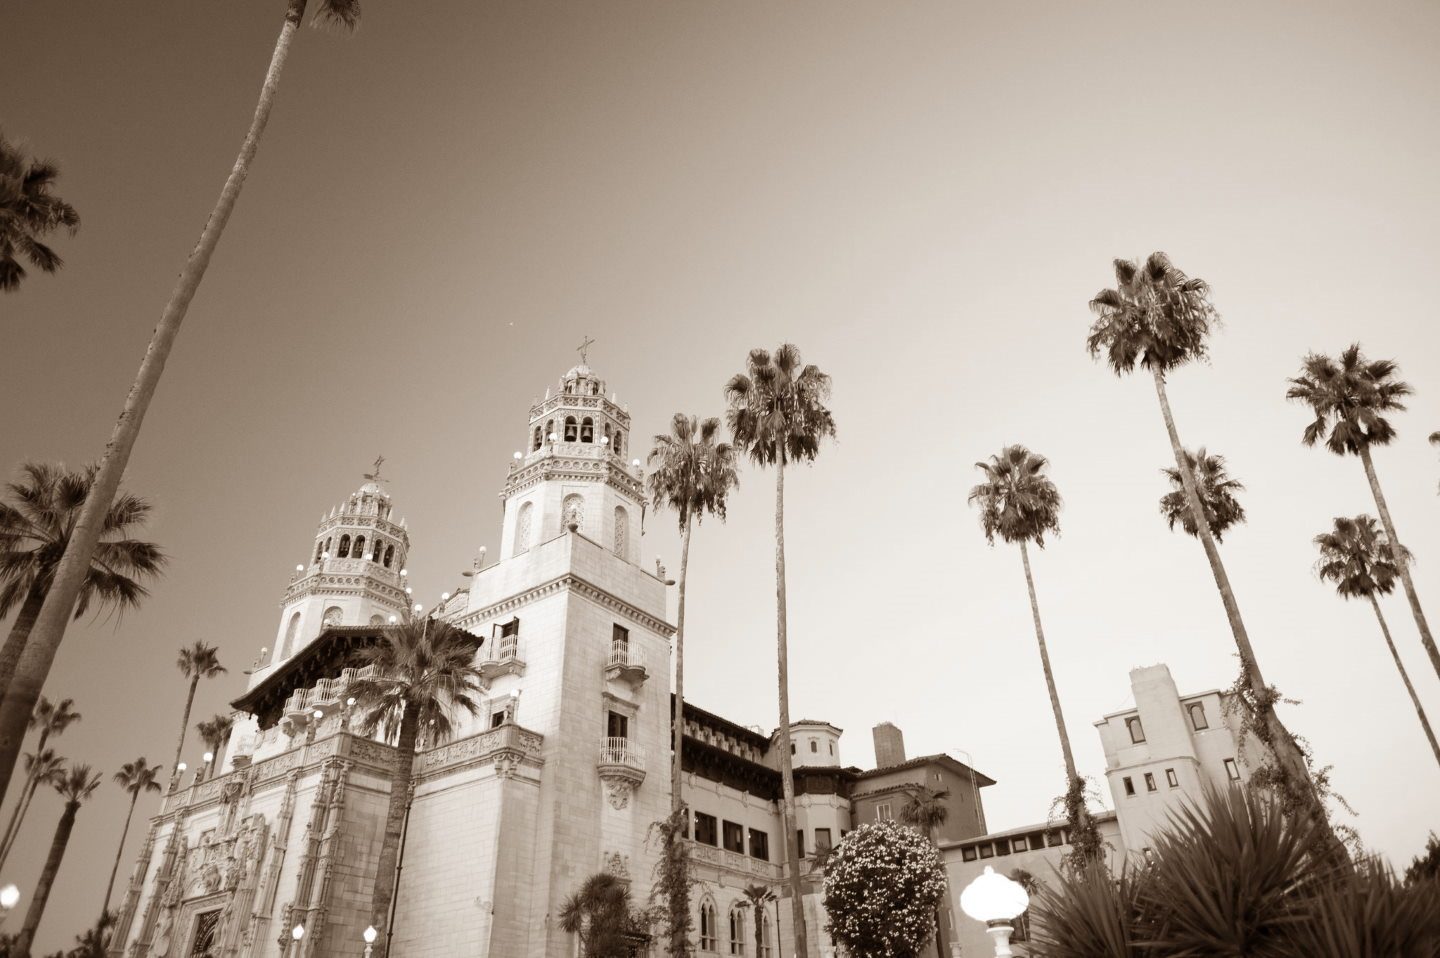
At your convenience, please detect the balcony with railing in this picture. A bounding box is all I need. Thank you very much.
[603,640,647,688]
[597,736,646,806]
[280,664,377,721]
[479,634,525,683]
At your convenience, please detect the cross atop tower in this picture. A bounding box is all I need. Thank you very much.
[576,335,596,365]
[363,455,386,483]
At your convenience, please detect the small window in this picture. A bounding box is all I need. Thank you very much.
[815,828,832,853]
[490,710,506,729]
[695,813,718,846]
[993,838,1009,855]
[338,534,351,558]
[383,545,394,567]
[1011,836,1027,852]
[699,901,718,951]
[606,711,629,740]
[1046,831,1064,848]
[830,742,835,755]
[564,416,578,442]
[1224,758,1241,781]
[1166,768,1179,788]
[1127,716,1146,744]
[1123,776,1136,797]
[875,802,892,821]
[809,739,818,753]
[500,618,520,638]
[758,912,773,958]
[723,821,745,854]
[961,845,978,862]
[795,830,805,858]
[790,743,796,755]
[748,829,769,861]
[353,535,365,559]
[978,843,994,859]
[1189,702,1209,731]
[1144,772,1157,792]
[728,905,745,955]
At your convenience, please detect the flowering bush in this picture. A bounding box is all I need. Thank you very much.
[822,819,948,958]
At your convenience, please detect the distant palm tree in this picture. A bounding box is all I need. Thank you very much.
[195,714,235,778]
[1087,252,1336,858]
[349,618,483,949]
[558,872,635,958]
[1159,448,1247,542]
[1288,345,1437,684]
[969,445,1096,865]
[172,643,227,775]
[0,747,64,871]
[0,463,164,700]
[13,763,102,958]
[102,758,163,917]
[0,130,79,291]
[1314,516,1439,768]
[740,883,777,958]
[725,343,836,957]
[901,786,953,958]
[0,695,80,861]
[0,0,362,808]
[646,413,738,957]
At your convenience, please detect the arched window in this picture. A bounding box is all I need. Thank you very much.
[281,612,301,659]
[758,911,773,958]
[314,541,323,563]
[338,535,351,558]
[546,419,556,442]
[615,431,625,456]
[603,422,612,447]
[613,506,628,558]
[324,537,332,556]
[383,545,394,568]
[1127,716,1146,744]
[562,494,585,533]
[323,606,342,627]
[1188,703,1209,731]
[514,502,534,556]
[581,417,594,442]
[372,539,383,561]
[564,416,578,442]
[353,536,365,560]
[532,426,542,452]
[699,900,718,952]
[728,906,746,954]
[369,614,384,627]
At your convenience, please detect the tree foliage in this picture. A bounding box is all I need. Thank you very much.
[559,872,640,958]
[1159,448,1246,543]
[823,820,947,958]
[0,130,79,292]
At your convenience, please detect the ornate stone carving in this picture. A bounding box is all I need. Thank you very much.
[602,778,634,810]
[603,851,630,880]
[563,494,585,532]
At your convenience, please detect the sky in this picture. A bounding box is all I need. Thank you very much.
[3,0,1440,950]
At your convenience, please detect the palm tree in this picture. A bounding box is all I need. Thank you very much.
[349,617,483,949]
[968,445,1097,865]
[1314,516,1439,768]
[0,747,64,871]
[724,344,836,957]
[558,872,635,958]
[0,130,79,291]
[1288,345,1437,683]
[195,714,235,779]
[740,883,776,958]
[0,463,164,701]
[0,0,361,807]
[646,412,739,956]
[102,758,163,916]
[12,763,102,958]
[1159,448,1246,542]
[900,786,952,958]
[172,643,227,775]
[1087,252,1336,858]
[0,695,79,860]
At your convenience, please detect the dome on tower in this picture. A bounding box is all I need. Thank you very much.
[358,480,387,498]
[564,362,592,380]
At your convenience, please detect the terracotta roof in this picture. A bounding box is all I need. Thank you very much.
[854,753,997,788]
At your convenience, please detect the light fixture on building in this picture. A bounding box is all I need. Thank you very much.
[346,697,356,707]
[291,924,305,942]
[405,587,412,595]
[363,925,378,958]
[313,709,324,720]
[960,866,1029,957]
[176,762,187,773]
[441,592,450,601]
[388,615,397,624]
[295,564,304,572]
[600,436,609,445]
[0,883,21,910]
[631,458,640,467]
[203,751,214,763]
[548,432,557,442]
[414,603,423,613]
[400,569,408,577]
[321,552,330,560]
[513,451,522,460]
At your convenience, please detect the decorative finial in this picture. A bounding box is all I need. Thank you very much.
[363,454,386,483]
[576,335,596,365]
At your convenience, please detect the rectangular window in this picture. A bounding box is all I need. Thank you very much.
[815,828,833,853]
[1011,836,1027,852]
[606,710,628,740]
[695,813,718,846]
[1127,716,1146,744]
[748,829,769,861]
[499,617,520,637]
[1188,702,1209,731]
[1123,776,1136,797]
[490,710,506,729]
[683,814,691,840]
[875,802,892,821]
[1224,758,1241,781]
[612,623,629,647]
[1144,772,1157,792]
[978,842,994,859]
[723,820,745,854]
[1046,831,1064,848]
[1166,768,1179,788]
[961,845,978,862]
[795,830,806,857]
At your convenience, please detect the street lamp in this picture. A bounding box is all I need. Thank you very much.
[286,922,304,956]
[363,925,378,957]
[0,884,19,929]
[960,866,1029,957]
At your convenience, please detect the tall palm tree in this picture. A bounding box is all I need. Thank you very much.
[558,872,635,958]
[646,412,738,957]
[12,763,102,958]
[724,344,836,957]
[0,130,79,292]
[900,786,953,958]
[349,617,483,950]
[0,0,362,806]
[0,696,79,862]
[740,883,776,958]
[1087,252,1337,858]
[1314,516,1439,768]
[968,445,1096,863]
[195,714,235,779]
[172,643,226,775]
[0,747,64,871]
[0,463,164,701]
[1159,448,1247,542]
[1287,345,1437,683]
[101,758,163,919]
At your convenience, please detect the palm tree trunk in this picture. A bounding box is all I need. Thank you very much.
[1369,595,1440,768]
[1017,540,1085,818]
[0,774,41,869]
[0,0,311,807]
[101,791,139,917]
[372,700,420,949]
[754,903,763,958]
[0,585,45,704]
[669,512,693,958]
[773,458,808,958]
[1359,447,1438,681]
[1150,368,1339,857]
[12,799,80,958]
[172,676,199,776]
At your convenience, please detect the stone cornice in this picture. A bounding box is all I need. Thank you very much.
[414,723,544,783]
[457,572,674,637]
[501,456,645,502]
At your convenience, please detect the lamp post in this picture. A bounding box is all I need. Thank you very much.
[363,925,378,957]
[959,866,1029,957]
[0,884,20,930]
[287,923,304,957]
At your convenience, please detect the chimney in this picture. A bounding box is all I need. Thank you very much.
[873,722,906,768]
